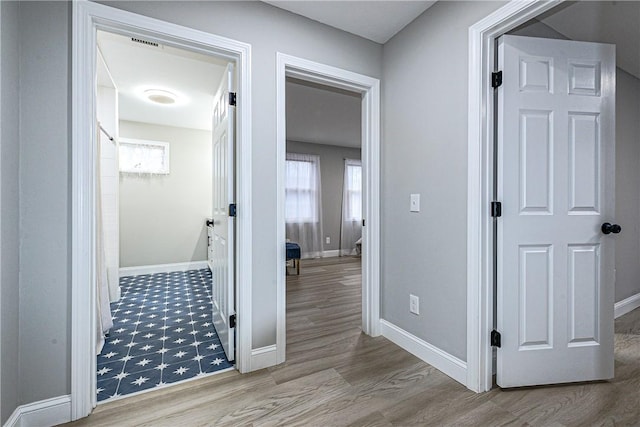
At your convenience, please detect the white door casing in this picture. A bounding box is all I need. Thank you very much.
[467,0,567,394]
[212,63,236,362]
[73,2,252,418]
[275,53,381,366]
[497,35,615,387]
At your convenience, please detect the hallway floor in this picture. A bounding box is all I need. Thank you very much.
[96,268,233,401]
[71,258,640,425]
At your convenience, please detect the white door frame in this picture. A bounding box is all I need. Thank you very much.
[275,53,381,363]
[466,0,565,393]
[71,1,253,419]
[0,2,3,418]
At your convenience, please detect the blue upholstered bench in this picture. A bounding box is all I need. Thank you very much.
[286,242,301,275]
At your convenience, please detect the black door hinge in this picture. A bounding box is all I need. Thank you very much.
[229,314,236,328]
[362,219,365,227]
[229,203,237,217]
[229,92,237,106]
[492,71,503,88]
[491,330,502,347]
[491,201,502,218]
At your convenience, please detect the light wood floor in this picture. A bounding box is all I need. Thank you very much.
[67,257,640,426]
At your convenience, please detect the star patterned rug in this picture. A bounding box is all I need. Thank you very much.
[96,268,234,401]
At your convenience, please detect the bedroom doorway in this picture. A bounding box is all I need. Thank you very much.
[283,77,363,369]
[275,53,381,367]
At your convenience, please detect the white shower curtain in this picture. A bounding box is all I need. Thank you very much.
[285,153,324,258]
[96,126,114,354]
[340,159,362,256]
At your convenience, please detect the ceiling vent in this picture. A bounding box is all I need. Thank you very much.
[131,37,159,48]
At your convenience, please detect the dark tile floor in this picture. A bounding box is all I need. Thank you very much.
[96,268,233,401]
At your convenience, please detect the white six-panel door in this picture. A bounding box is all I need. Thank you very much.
[211,63,235,362]
[497,35,615,387]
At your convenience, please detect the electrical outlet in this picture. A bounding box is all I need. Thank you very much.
[409,294,419,315]
[326,236,331,244]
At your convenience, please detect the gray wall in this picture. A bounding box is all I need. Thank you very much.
[9,0,381,405]
[381,1,504,362]
[100,1,382,350]
[18,1,71,405]
[1,1,20,423]
[510,20,640,303]
[286,141,361,253]
[119,121,212,267]
[509,18,569,39]
[615,70,640,302]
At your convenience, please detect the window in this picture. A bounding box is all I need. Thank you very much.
[285,153,320,223]
[340,158,362,256]
[345,162,362,221]
[119,138,170,174]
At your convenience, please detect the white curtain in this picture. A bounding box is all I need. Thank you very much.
[285,153,324,258]
[340,159,362,256]
[96,126,114,354]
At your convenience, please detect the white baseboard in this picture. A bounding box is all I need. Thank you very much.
[297,250,351,259]
[4,395,71,427]
[250,345,277,371]
[3,409,20,427]
[119,261,208,277]
[322,250,340,258]
[615,292,640,319]
[380,319,467,386]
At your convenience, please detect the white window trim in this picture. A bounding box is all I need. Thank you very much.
[119,138,170,174]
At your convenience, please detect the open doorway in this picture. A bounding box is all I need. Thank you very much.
[274,54,381,367]
[282,77,363,368]
[496,0,640,387]
[94,30,235,401]
[72,2,252,418]
[468,2,638,390]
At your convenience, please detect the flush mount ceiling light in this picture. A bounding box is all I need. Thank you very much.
[143,89,178,105]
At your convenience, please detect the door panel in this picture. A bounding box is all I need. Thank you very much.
[518,245,553,350]
[568,113,600,213]
[519,110,552,213]
[211,63,235,362]
[567,244,600,346]
[497,35,615,387]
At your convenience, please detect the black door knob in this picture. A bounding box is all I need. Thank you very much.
[602,223,622,235]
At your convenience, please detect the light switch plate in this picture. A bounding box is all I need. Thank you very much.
[410,194,420,212]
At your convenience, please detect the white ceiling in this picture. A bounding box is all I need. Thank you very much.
[263,0,436,44]
[97,31,229,131]
[97,30,362,147]
[539,1,640,79]
[286,78,361,148]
